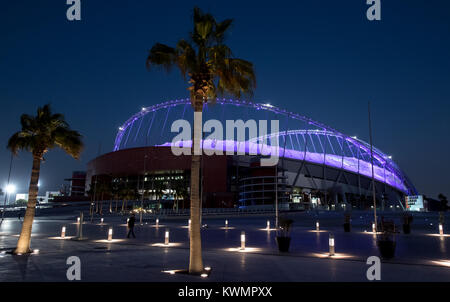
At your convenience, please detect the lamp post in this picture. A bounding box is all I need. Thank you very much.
[1,153,14,224]
[368,102,378,233]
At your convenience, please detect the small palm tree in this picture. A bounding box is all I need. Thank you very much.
[120,186,136,213]
[146,6,255,273]
[8,104,83,254]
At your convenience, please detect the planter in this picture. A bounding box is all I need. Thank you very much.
[377,240,396,259]
[343,223,351,232]
[402,224,411,234]
[276,236,291,252]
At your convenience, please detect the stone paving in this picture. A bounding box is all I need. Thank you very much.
[0,210,449,282]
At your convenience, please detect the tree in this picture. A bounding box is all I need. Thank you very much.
[146,6,255,274]
[120,185,136,213]
[438,194,448,211]
[8,104,83,254]
[96,182,111,215]
[153,179,167,211]
[173,178,188,211]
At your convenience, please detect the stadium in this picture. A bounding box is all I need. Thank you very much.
[86,98,417,211]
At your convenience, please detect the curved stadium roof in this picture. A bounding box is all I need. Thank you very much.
[113,98,417,195]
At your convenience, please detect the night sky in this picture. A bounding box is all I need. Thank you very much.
[1,1,449,198]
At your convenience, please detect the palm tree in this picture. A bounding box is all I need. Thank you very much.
[96,182,111,215]
[8,104,83,254]
[173,178,188,212]
[146,7,255,273]
[120,186,136,214]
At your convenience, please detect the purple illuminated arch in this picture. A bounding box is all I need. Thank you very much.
[113,98,417,195]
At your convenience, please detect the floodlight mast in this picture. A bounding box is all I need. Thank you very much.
[1,153,13,224]
[368,101,377,232]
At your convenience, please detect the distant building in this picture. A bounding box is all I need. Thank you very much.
[15,191,61,204]
[64,171,86,197]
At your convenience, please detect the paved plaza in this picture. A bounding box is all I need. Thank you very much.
[0,209,449,282]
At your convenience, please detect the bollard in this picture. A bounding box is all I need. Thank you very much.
[225,220,228,229]
[316,221,320,232]
[156,218,159,228]
[188,219,191,228]
[439,223,444,235]
[372,223,376,233]
[267,220,270,230]
[240,231,246,250]
[101,218,104,224]
[77,217,80,223]
[165,229,169,245]
[108,227,113,241]
[329,233,335,256]
[77,212,84,239]
[61,226,66,239]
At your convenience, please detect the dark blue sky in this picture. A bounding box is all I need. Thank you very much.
[1,0,449,198]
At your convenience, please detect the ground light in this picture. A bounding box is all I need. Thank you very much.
[316,221,320,232]
[162,267,212,278]
[372,223,376,233]
[240,231,246,250]
[108,228,113,241]
[225,220,228,229]
[100,218,104,224]
[430,260,450,268]
[156,218,159,228]
[439,223,444,235]
[61,226,66,238]
[165,229,170,246]
[329,233,335,256]
[77,217,80,223]
[266,220,270,230]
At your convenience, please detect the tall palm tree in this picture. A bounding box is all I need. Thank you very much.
[146,7,255,273]
[8,104,83,254]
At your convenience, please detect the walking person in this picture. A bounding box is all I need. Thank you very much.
[127,213,136,238]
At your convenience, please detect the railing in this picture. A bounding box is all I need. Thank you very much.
[152,207,278,217]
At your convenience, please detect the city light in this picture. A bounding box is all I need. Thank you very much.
[5,184,16,194]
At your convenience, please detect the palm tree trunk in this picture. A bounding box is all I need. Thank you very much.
[14,155,41,254]
[100,193,104,215]
[189,100,204,273]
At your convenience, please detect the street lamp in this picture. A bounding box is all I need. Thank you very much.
[5,184,16,195]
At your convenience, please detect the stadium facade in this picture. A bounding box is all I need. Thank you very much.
[86,99,417,210]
